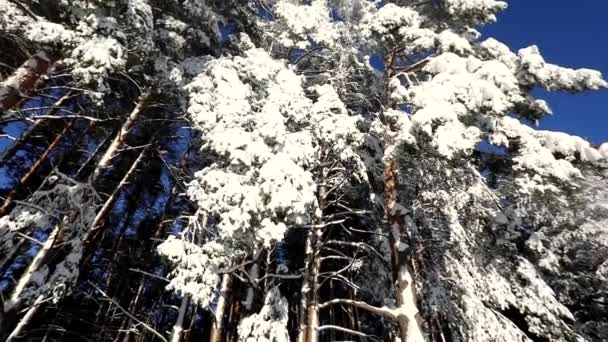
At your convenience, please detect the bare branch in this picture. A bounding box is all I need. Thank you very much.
[318,325,380,341]
[318,299,397,320]
[91,282,168,342]
[128,268,169,282]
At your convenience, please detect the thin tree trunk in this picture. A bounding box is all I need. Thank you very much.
[298,221,315,342]
[5,224,61,310]
[119,277,147,342]
[210,274,232,342]
[0,51,54,113]
[90,95,148,181]
[75,129,115,179]
[244,262,259,311]
[0,239,25,273]
[5,294,45,342]
[169,295,190,342]
[83,144,149,245]
[0,119,43,165]
[0,120,73,217]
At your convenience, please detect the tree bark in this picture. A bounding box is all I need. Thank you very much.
[119,276,147,342]
[169,295,190,342]
[5,223,61,310]
[298,185,325,342]
[0,120,73,217]
[90,95,148,181]
[0,51,55,113]
[383,51,425,342]
[210,274,232,342]
[243,261,259,311]
[5,294,45,342]
[0,119,43,165]
[83,143,149,246]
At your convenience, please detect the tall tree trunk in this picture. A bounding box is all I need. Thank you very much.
[4,224,61,310]
[0,51,55,113]
[210,274,232,342]
[298,185,325,342]
[0,119,44,165]
[5,294,45,342]
[83,143,149,247]
[169,295,190,342]
[383,51,425,342]
[74,129,115,179]
[119,277,147,342]
[90,95,148,181]
[0,120,73,217]
[243,261,259,311]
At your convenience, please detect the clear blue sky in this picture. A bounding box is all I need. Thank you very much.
[482,1,608,144]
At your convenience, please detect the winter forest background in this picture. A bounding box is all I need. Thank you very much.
[0,1,607,342]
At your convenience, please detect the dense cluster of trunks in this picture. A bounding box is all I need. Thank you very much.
[0,52,400,342]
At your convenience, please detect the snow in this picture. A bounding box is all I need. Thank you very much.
[443,0,508,24]
[0,173,97,308]
[274,0,339,48]
[160,35,369,308]
[600,143,608,159]
[437,30,473,54]
[157,236,226,306]
[0,1,35,33]
[3,0,607,340]
[237,286,290,342]
[127,0,153,33]
[68,37,126,90]
[26,22,77,44]
[519,45,608,91]
[160,43,317,303]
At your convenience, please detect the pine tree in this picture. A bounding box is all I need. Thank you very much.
[1,0,607,341]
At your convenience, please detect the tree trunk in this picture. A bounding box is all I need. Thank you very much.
[0,120,73,217]
[90,95,148,181]
[382,48,426,342]
[243,262,259,311]
[120,277,147,342]
[0,119,43,165]
[83,143,149,246]
[5,294,45,342]
[169,295,190,342]
[5,224,61,310]
[210,274,232,342]
[298,185,325,342]
[0,51,54,113]
[395,265,425,342]
[384,149,425,342]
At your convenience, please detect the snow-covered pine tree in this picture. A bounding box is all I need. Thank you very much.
[1,0,607,341]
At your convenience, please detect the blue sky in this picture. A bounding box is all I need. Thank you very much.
[482,1,608,144]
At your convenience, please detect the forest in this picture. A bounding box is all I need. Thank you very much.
[0,0,607,341]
